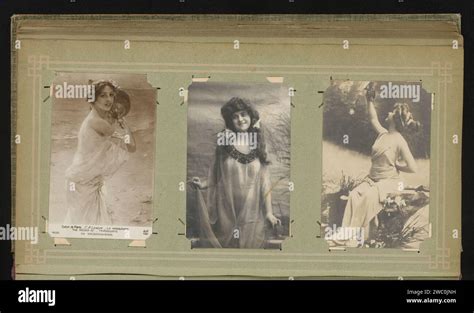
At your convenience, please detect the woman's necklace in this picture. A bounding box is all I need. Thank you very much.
[224,144,258,164]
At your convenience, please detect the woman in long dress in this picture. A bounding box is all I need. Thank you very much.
[191,97,281,248]
[339,83,420,243]
[64,81,136,225]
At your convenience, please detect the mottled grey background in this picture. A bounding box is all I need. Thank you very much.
[186,82,291,239]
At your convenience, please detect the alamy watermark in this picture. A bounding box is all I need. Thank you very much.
[217,130,257,150]
[53,82,95,102]
[324,224,365,246]
[0,224,38,244]
[18,287,55,307]
[379,82,421,103]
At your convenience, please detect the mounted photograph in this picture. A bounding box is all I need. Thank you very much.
[321,80,431,249]
[47,73,156,240]
[186,81,291,249]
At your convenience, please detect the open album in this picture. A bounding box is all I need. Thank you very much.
[11,14,463,279]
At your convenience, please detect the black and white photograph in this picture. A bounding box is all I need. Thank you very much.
[322,80,431,249]
[186,82,291,249]
[48,73,156,240]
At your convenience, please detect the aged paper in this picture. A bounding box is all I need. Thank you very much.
[47,73,155,240]
[11,14,463,279]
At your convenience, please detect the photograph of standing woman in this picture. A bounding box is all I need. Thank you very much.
[48,73,156,239]
[186,82,291,249]
[322,81,431,249]
[65,80,135,225]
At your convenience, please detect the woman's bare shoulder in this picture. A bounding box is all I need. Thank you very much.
[393,132,409,148]
[88,114,114,136]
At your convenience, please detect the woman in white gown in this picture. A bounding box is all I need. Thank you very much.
[191,97,281,248]
[338,83,420,243]
[64,81,136,225]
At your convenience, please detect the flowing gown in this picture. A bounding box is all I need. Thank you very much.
[341,131,404,239]
[196,146,272,248]
[64,111,129,225]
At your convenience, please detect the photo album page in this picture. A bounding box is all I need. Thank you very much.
[11,14,463,279]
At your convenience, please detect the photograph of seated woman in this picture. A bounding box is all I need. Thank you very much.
[64,80,136,225]
[191,97,282,249]
[334,83,421,245]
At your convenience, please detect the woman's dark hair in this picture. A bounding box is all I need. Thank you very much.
[392,102,421,133]
[88,80,118,105]
[220,97,270,165]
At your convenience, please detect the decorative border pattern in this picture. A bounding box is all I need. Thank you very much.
[20,55,455,275]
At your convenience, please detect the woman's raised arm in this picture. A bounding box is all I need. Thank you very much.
[365,83,387,135]
[367,100,387,135]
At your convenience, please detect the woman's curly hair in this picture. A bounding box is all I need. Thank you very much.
[220,97,270,165]
[392,102,421,133]
[88,79,119,103]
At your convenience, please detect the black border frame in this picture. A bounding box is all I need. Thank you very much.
[0,1,472,312]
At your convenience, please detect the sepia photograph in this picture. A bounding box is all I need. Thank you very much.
[48,73,156,239]
[186,82,291,249]
[322,80,431,249]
